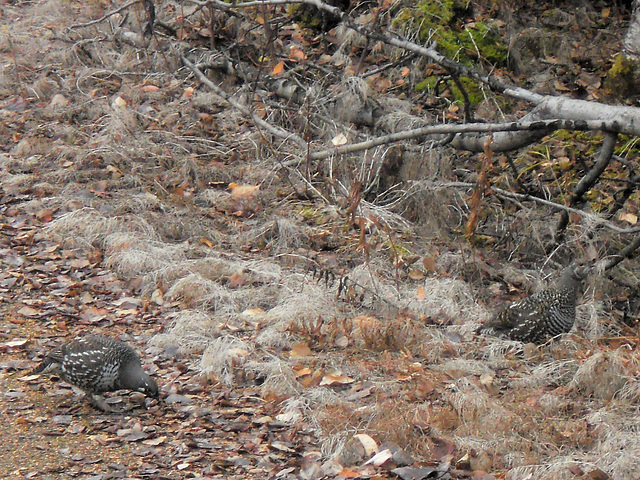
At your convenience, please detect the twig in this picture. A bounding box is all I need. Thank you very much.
[604,234,640,270]
[553,132,618,245]
[181,55,307,149]
[190,0,541,103]
[69,0,144,29]
[428,181,640,234]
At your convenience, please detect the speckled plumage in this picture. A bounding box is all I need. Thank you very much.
[32,335,158,410]
[478,263,591,344]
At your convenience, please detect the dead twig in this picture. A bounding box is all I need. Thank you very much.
[553,132,618,245]
[69,0,144,30]
[180,55,307,149]
[429,181,640,234]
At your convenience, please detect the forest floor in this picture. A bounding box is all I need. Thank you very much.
[2,0,640,479]
[0,206,318,479]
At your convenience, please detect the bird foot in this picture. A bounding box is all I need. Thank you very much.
[88,394,113,412]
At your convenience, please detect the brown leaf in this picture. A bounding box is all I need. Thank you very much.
[2,338,28,348]
[319,373,355,386]
[69,258,90,269]
[430,436,455,460]
[227,273,246,289]
[294,366,312,378]
[353,434,378,456]
[18,306,40,317]
[229,183,259,197]
[423,257,436,272]
[290,343,312,358]
[408,269,425,281]
[142,436,167,446]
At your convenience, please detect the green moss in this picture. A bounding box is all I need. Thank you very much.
[394,1,507,67]
[604,54,639,99]
[393,0,507,107]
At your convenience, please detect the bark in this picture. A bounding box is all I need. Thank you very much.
[624,0,640,58]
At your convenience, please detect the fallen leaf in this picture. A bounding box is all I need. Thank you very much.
[272,61,285,75]
[18,306,39,317]
[364,448,393,466]
[354,434,378,456]
[392,466,438,480]
[408,269,425,280]
[423,257,436,272]
[112,96,127,107]
[229,183,259,197]
[2,338,28,348]
[290,343,312,358]
[620,212,637,224]
[320,373,355,386]
[331,133,348,146]
[294,366,313,378]
[289,45,307,61]
[142,436,167,446]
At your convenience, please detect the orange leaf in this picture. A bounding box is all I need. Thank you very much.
[272,61,285,76]
[227,273,246,289]
[338,469,361,478]
[294,366,312,378]
[140,85,159,92]
[416,286,426,300]
[289,45,307,62]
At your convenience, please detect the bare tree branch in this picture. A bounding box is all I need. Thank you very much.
[604,233,640,270]
[553,132,618,246]
[305,119,624,161]
[181,55,308,150]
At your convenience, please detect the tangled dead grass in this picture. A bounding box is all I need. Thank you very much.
[3,0,640,478]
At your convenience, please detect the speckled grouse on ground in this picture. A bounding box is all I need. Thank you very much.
[478,262,591,344]
[31,335,158,411]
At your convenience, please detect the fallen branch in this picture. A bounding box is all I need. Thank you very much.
[553,132,618,246]
[181,55,308,149]
[306,118,624,161]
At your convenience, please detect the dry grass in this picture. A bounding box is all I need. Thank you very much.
[3,0,639,478]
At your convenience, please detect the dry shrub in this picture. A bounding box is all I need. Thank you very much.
[289,316,354,351]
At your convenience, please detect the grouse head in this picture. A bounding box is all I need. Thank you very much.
[557,261,592,292]
[119,363,159,398]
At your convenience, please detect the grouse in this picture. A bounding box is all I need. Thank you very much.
[31,335,158,411]
[478,262,591,344]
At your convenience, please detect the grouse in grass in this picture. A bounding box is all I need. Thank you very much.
[31,335,158,411]
[478,262,591,344]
